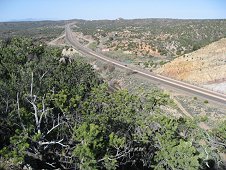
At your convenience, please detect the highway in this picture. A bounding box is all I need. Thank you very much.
[65,24,226,106]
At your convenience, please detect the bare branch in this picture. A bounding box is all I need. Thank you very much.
[38,97,50,127]
[45,162,56,168]
[46,123,62,135]
[30,72,34,97]
[27,99,40,133]
[39,71,48,81]
[39,139,68,147]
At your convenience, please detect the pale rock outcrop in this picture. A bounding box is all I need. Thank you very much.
[156,38,226,85]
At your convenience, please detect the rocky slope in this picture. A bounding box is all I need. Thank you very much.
[156,38,226,86]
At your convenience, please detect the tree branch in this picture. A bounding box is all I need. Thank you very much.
[30,72,34,97]
[39,139,68,147]
[27,98,40,133]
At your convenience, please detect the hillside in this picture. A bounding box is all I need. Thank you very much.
[156,38,226,88]
[0,20,66,42]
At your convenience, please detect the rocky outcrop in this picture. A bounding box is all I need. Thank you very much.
[62,48,78,56]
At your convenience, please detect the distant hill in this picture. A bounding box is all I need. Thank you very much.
[7,18,53,22]
[0,20,66,42]
[1,18,226,56]
[72,18,226,57]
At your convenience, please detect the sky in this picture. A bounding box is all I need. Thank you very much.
[0,0,226,21]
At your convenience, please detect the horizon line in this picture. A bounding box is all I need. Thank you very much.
[1,17,226,23]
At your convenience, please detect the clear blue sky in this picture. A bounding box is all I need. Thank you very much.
[0,0,226,21]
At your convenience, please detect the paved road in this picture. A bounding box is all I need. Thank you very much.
[65,24,226,105]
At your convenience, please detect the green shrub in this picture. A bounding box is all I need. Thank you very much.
[204,100,209,104]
